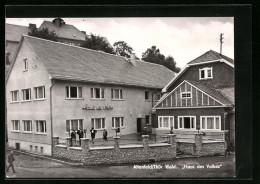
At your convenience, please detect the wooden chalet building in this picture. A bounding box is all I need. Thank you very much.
[153,50,235,145]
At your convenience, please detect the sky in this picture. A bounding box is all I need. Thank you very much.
[6,17,234,68]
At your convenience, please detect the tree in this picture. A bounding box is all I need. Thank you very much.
[28,27,58,42]
[142,46,180,73]
[164,56,181,73]
[6,52,11,65]
[113,41,133,58]
[80,34,115,54]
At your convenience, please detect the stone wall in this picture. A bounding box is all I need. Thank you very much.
[177,142,194,155]
[53,134,176,165]
[177,133,226,156]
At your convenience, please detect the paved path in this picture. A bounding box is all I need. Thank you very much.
[5,151,235,178]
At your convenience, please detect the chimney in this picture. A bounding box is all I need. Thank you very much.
[81,31,86,35]
[29,23,36,31]
[129,53,136,66]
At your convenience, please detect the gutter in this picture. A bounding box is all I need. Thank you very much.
[50,79,55,157]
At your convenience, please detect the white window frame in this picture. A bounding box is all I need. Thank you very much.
[158,116,174,129]
[111,89,123,100]
[66,119,83,132]
[34,86,45,100]
[23,120,32,133]
[91,118,105,130]
[66,86,82,99]
[178,116,196,130]
[199,67,213,80]
[200,116,221,131]
[181,92,192,99]
[35,120,47,134]
[91,88,105,99]
[112,117,124,129]
[11,90,19,102]
[12,120,20,132]
[22,88,31,101]
[23,59,28,71]
[145,90,150,100]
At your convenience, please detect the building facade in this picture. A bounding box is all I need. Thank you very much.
[6,35,175,156]
[153,50,235,144]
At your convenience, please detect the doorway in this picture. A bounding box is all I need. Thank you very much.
[137,118,142,133]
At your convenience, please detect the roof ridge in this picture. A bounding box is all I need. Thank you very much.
[210,49,234,61]
[187,50,211,64]
[23,34,129,60]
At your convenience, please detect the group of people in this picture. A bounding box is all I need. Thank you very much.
[70,127,108,145]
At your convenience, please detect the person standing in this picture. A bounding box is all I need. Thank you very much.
[6,151,16,173]
[103,129,108,145]
[90,127,97,144]
[77,128,84,146]
[71,129,76,146]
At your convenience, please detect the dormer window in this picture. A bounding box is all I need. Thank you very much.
[199,67,213,80]
[23,59,28,71]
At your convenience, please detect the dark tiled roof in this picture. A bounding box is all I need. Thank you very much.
[6,23,30,42]
[188,50,234,65]
[218,87,234,105]
[23,35,175,89]
[39,21,86,41]
[187,80,233,106]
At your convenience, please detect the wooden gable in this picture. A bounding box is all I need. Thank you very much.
[155,81,223,108]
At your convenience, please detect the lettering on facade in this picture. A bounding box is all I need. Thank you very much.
[82,104,113,110]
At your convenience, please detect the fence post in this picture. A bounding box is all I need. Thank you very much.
[194,133,203,156]
[81,138,89,153]
[114,136,120,151]
[65,137,72,148]
[168,134,177,157]
[52,136,59,146]
[142,135,149,149]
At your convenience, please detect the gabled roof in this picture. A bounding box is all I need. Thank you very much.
[15,35,175,89]
[154,80,233,109]
[162,50,234,92]
[187,80,233,106]
[6,23,30,42]
[188,50,234,65]
[39,21,86,41]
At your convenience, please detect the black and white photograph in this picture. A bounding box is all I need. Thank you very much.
[5,12,238,179]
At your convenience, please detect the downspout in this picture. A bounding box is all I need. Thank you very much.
[50,79,55,157]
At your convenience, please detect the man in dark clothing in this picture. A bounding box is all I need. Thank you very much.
[90,127,97,144]
[77,128,84,146]
[71,130,76,146]
[6,151,16,173]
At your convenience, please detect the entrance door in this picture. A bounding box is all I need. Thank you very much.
[137,118,142,132]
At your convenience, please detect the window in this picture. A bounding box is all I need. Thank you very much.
[11,90,19,102]
[36,121,46,133]
[111,89,123,100]
[199,67,213,80]
[155,93,161,102]
[112,117,124,129]
[22,89,31,101]
[146,115,150,125]
[158,116,174,129]
[200,116,221,130]
[23,120,32,132]
[178,116,196,129]
[92,118,105,130]
[145,91,150,100]
[91,88,104,99]
[35,146,38,153]
[181,92,192,98]
[35,86,45,99]
[12,120,20,131]
[24,59,28,71]
[66,119,83,132]
[40,147,43,154]
[66,86,82,99]
[30,145,33,152]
